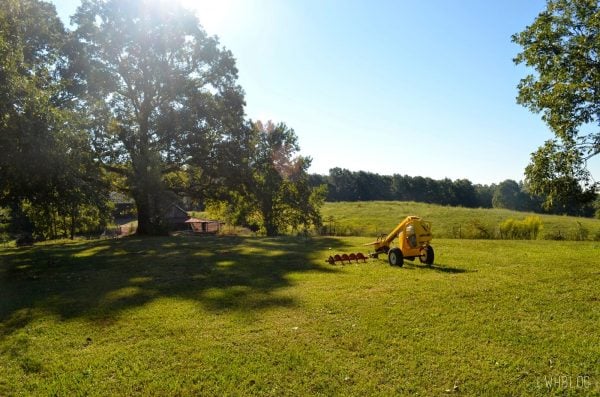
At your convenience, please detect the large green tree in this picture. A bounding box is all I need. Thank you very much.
[236,121,325,236]
[0,0,66,203]
[70,0,245,235]
[0,0,110,240]
[492,180,525,211]
[512,0,599,209]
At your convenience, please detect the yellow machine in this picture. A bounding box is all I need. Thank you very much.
[366,216,434,266]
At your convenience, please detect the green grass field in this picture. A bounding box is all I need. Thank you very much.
[322,201,600,240]
[1,235,598,395]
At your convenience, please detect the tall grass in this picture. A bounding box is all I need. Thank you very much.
[498,216,543,240]
[321,201,600,240]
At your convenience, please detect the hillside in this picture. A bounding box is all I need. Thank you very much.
[321,201,600,240]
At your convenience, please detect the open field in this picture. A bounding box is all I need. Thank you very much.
[1,235,598,395]
[322,201,600,240]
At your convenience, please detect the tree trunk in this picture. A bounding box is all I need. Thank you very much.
[129,119,169,236]
[262,205,277,237]
[70,204,77,240]
[51,208,57,240]
[62,214,68,238]
[130,165,168,236]
[265,223,277,236]
[133,191,152,235]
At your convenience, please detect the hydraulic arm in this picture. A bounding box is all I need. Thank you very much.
[365,216,434,266]
[325,215,434,268]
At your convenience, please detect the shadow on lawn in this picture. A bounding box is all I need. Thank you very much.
[402,262,472,274]
[426,263,473,274]
[0,235,349,336]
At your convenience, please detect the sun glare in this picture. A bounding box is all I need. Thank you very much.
[177,0,237,34]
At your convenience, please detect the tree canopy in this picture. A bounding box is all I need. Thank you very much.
[0,0,327,239]
[209,121,325,236]
[0,0,110,240]
[512,0,599,208]
[69,0,245,234]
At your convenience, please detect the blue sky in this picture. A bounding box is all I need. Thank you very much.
[51,0,600,185]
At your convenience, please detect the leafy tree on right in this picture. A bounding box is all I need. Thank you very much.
[513,0,599,211]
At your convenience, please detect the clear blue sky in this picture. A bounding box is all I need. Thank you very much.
[51,0,600,185]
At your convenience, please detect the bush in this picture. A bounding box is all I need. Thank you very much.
[498,218,514,239]
[464,218,492,239]
[498,216,543,240]
[524,215,543,239]
[571,221,589,241]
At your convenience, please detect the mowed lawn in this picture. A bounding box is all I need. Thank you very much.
[0,236,599,395]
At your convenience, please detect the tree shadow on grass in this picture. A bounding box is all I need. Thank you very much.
[0,235,350,337]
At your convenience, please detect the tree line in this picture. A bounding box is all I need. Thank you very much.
[0,0,324,241]
[309,168,599,217]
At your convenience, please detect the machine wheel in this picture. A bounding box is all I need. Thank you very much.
[388,248,404,267]
[419,245,434,265]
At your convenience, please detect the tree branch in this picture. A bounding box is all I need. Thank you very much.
[161,164,183,174]
[101,163,129,176]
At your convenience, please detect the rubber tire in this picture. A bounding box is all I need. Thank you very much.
[419,245,434,265]
[388,248,404,267]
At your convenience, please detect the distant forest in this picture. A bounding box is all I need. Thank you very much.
[309,168,599,218]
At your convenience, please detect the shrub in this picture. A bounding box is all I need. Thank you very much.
[498,218,514,239]
[498,216,543,240]
[572,221,589,241]
[464,218,492,239]
[524,215,543,239]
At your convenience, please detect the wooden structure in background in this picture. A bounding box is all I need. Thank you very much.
[185,218,222,234]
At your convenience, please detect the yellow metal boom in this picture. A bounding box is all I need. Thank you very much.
[325,215,434,267]
[365,216,434,266]
[369,216,414,251]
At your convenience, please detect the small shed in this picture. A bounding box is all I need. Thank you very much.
[185,218,222,234]
[165,203,190,230]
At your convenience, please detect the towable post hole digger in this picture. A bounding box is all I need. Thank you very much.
[326,216,434,267]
